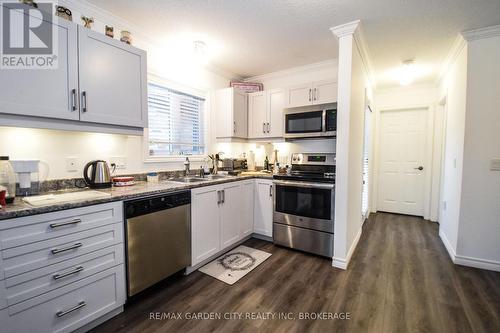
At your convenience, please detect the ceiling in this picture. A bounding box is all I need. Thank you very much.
[88,0,500,87]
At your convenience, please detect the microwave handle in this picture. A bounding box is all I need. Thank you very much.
[322,110,327,132]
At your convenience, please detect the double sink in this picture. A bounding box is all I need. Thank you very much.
[166,174,235,184]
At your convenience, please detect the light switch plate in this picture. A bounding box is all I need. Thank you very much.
[490,158,500,171]
[66,157,78,172]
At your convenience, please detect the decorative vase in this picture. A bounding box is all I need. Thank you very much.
[120,30,132,45]
[81,15,94,29]
[105,25,114,38]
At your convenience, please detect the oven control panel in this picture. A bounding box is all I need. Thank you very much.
[291,153,335,166]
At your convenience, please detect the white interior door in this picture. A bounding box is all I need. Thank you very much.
[378,108,427,216]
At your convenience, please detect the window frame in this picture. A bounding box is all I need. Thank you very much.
[143,73,208,163]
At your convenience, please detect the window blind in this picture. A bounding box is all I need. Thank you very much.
[148,83,205,156]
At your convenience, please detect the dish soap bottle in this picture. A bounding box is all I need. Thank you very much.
[264,156,269,171]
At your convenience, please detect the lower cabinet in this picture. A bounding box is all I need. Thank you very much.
[254,179,274,237]
[191,180,254,266]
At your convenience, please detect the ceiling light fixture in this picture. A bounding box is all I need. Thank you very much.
[193,40,208,65]
[399,60,415,86]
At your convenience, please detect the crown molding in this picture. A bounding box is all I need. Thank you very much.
[436,34,467,85]
[60,0,240,80]
[243,59,338,82]
[461,24,500,41]
[352,21,377,88]
[330,20,360,38]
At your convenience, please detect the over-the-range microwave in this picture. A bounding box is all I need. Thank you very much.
[284,105,337,139]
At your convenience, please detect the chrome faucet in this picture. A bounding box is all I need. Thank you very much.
[183,157,190,176]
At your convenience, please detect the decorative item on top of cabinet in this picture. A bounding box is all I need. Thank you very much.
[120,30,132,44]
[105,25,114,38]
[230,81,263,93]
[81,15,94,29]
[55,5,72,21]
[285,79,337,108]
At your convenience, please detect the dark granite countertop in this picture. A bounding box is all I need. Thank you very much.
[0,174,273,221]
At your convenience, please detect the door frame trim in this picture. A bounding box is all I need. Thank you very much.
[373,105,434,219]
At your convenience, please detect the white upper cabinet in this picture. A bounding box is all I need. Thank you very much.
[285,80,337,108]
[248,89,284,139]
[0,18,79,121]
[215,88,248,139]
[313,80,338,105]
[78,27,147,128]
[248,91,267,139]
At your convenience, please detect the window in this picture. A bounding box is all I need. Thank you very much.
[147,82,205,157]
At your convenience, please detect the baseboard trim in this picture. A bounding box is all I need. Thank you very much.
[439,229,456,261]
[439,229,500,272]
[454,255,500,272]
[332,225,363,270]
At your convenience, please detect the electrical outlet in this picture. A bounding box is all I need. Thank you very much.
[490,158,500,171]
[110,156,127,170]
[66,157,78,172]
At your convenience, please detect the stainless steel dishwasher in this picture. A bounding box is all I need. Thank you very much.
[124,190,191,297]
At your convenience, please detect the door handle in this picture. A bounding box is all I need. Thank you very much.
[51,242,83,255]
[269,185,273,197]
[266,122,270,133]
[233,121,236,134]
[221,190,225,203]
[217,190,221,204]
[71,89,77,111]
[81,91,87,112]
[308,89,312,102]
[414,166,424,171]
[263,122,266,133]
[314,88,317,101]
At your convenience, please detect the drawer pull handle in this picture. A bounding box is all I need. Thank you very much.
[56,301,86,318]
[53,266,84,280]
[50,218,82,229]
[51,242,83,255]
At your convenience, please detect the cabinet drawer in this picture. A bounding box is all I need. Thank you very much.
[3,265,125,333]
[5,244,123,306]
[1,223,123,279]
[0,202,123,250]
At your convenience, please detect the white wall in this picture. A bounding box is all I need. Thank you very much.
[438,42,468,255]
[457,35,500,265]
[373,84,440,221]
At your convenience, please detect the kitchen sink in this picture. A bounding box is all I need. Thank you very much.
[205,174,234,179]
[167,177,210,183]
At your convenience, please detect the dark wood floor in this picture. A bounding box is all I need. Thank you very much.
[91,213,500,333]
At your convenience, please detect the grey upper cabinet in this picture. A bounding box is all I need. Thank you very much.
[78,26,147,128]
[0,18,79,121]
[0,16,147,131]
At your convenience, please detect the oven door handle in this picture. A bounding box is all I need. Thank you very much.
[273,180,335,190]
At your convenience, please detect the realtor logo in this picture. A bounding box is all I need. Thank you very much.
[1,1,58,69]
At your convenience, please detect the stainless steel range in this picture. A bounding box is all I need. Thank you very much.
[273,153,335,257]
